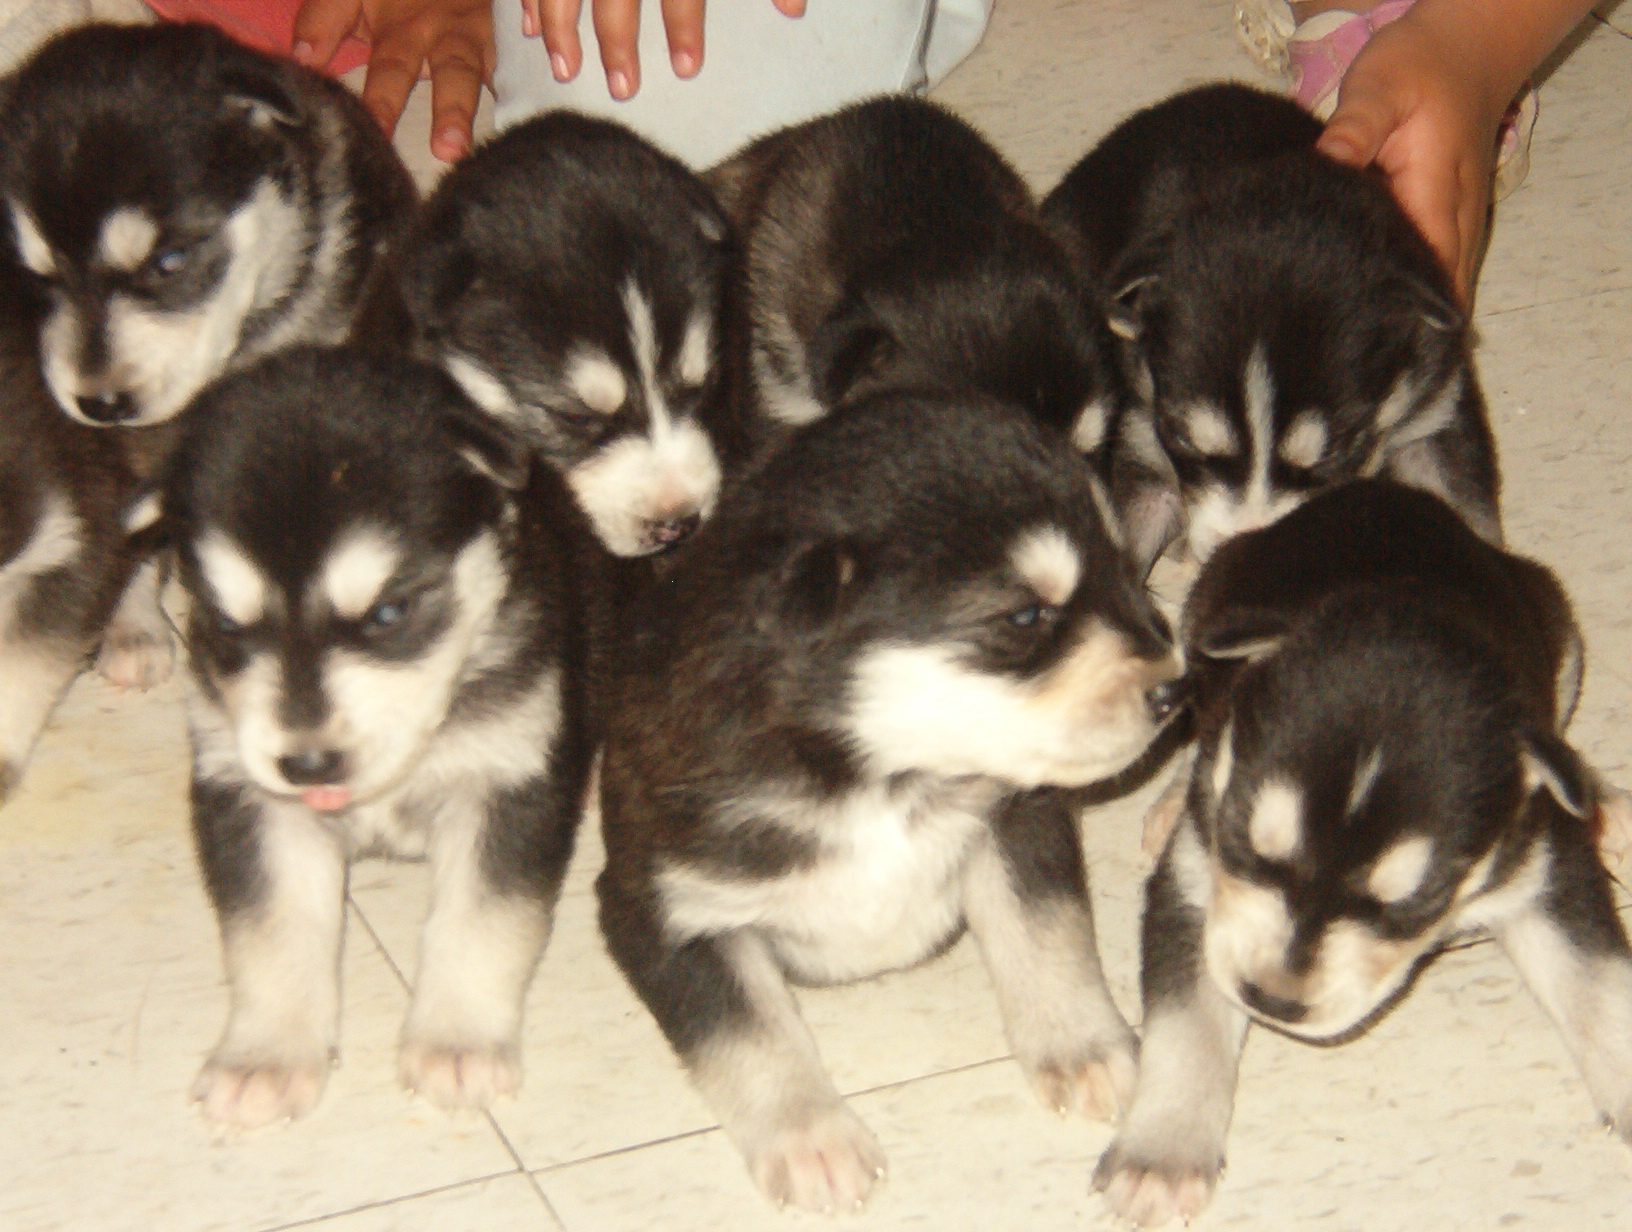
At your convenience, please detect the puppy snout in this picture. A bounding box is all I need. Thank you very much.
[1239,980,1308,1025]
[77,391,139,424]
[276,748,347,787]
[648,512,701,548]
[1145,674,1190,723]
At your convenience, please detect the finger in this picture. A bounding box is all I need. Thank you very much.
[660,0,706,78]
[290,0,364,68]
[1452,164,1492,304]
[539,0,586,80]
[359,41,427,138]
[426,32,489,161]
[592,0,642,98]
[1317,83,1399,169]
[1377,141,1465,298]
[772,0,805,15]
[521,0,541,40]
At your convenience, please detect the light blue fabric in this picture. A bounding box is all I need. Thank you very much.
[492,0,992,168]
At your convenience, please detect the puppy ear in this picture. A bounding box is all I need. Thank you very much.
[1192,608,1288,664]
[772,537,868,629]
[1520,731,1595,820]
[443,401,530,492]
[220,67,305,130]
[1103,248,1162,341]
[813,301,898,406]
[1395,272,1464,336]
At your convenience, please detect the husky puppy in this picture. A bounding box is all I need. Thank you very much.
[0,22,416,429]
[0,23,416,689]
[1042,84,1501,573]
[159,347,590,1130]
[708,95,1123,448]
[1095,480,1632,1227]
[361,112,737,559]
[597,390,1184,1211]
[0,271,140,805]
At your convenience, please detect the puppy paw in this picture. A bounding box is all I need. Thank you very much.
[748,1105,887,1213]
[95,616,174,690]
[1092,1135,1223,1227]
[399,1037,521,1111]
[1025,1038,1139,1122]
[192,1050,331,1131]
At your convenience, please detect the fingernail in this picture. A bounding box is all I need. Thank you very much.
[292,39,317,65]
[437,126,468,157]
[608,69,632,99]
[672,50,698,77]
[522,11,537,37]
[550,52,571,81]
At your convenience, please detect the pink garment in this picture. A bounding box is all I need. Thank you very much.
[142,0,370,75]
[1287,0,1416,113]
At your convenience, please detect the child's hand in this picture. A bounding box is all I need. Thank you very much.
[1316,12,1506,304]
[294,0,494,162]
[524,0,806,100]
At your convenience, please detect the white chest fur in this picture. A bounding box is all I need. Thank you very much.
[656,779,1000,984]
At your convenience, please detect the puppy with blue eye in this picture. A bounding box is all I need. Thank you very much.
[1042,84,1501,573]
[154,346,591,1131]
[1095,479,1632,1227]
[359,111,738,559]
[597,388,1184,1213]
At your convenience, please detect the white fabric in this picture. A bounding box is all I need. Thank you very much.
[492,0,993,168]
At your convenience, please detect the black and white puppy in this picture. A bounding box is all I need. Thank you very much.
[597,390,1183,1211]
[1043,84,1501,573]
[1095,480,1632,1227]
[361,111,736,558]
[0,270,140,805]
[0,22,417,686]
[159,347,590,1130]
[708,95,1123,445]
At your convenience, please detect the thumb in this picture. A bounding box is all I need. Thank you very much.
[1316,81,1400,168]
[291,0,366,69]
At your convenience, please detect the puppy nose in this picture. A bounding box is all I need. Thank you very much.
[76,392,139,424]
[1239,980,1308,1024]
[277,749,346,787]
[1145,675,1190,723]
[648,513,700,548]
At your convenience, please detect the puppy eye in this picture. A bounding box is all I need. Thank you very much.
[213,610,243,636]
[1008,603,1061,630]
[364,598,409,631]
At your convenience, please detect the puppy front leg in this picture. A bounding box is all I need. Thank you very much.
[95,555,174,689]
[400,780,571,1111]
[964,788,1138,1121]
[192,782,347,1130]
[0,634,82,803]
[1491,824,1632,1143]
[597,872,885,1212]
[1095,818,1248,1227]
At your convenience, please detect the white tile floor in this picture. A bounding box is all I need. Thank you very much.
[4,4,1632,1230]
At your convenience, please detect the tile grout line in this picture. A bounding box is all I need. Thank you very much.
[258,1171,530,1232]
[343,899,566,1229]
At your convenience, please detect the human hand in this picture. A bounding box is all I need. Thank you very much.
[522,0,806,100]
[1315,9,1512,303]
[293,0,494,162]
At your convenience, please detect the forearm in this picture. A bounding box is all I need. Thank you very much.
[1405,0,1600,111]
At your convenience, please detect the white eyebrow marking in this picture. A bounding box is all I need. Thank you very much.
[1185,403,1237,458]
[1279,412,1329,470]
[196,531,267,626]
[97,207,160,272]
[1368,836,1433,904]
[9,202,54,276]
[320,527,401,620]
[565,347,627,415]
[1009,525,1080,606]
[1249,780,1302,861]
[1072,399,1110,452]
[677,311,713,387]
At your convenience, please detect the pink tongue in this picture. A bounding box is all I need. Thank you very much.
[302,786,353,812]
